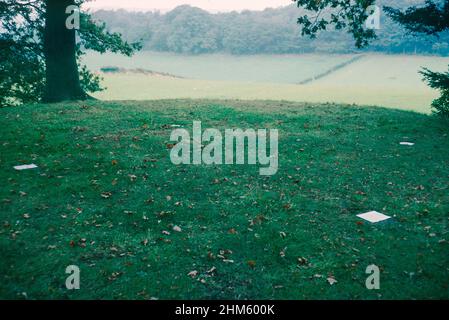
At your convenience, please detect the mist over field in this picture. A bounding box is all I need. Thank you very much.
[83,51,449,112]
[79,2,449,113]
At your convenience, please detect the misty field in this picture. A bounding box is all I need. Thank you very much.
[83,52,449,113]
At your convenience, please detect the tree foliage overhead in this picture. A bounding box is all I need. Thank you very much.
[384,0,449,35]
[0,0,141,107]
[92,1,449,56]
[0,0,45,106]
[295,0,378,48]
[421,67,449,117]
[294,0,449,117]
[293,0,449,45]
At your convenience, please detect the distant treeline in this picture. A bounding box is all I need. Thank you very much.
[91,1,449,55]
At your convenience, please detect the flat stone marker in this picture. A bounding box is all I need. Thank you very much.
[357,211,391,223]
[14,164,38,171]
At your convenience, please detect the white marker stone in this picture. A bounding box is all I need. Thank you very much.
[357,211,391,223]
[14,164,38,171]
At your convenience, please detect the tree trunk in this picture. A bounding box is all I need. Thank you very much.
[42,0,86,103]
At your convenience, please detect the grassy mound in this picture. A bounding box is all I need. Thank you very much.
[0,100,448,299]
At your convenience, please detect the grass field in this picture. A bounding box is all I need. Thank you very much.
[1,100,448,299]
[84,51,358,83]
[84,52,449,113]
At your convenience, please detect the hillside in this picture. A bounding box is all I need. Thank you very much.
[1,100,448,299]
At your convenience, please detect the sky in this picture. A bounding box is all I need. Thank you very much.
[83,0,294,13]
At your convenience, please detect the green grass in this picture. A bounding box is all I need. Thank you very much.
[84,52,449,113]
[84,51,358,84]
[1,100,448,300]
[91,73,439,113]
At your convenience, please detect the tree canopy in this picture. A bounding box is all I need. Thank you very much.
[0,0,141,106]
[294,0,449,46]
[294,0,449,116]
[91,1,449,55]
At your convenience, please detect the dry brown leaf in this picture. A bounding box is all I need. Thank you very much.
[206,266,217,274]
[101,192,112,199]
[222,259,234,264]
[188,270,198,278]
[297,257,309,266]
[327,276,338,285]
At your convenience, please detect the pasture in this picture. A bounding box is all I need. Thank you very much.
[83,52,449,113]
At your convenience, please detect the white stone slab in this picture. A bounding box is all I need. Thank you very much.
[357,211,391,223]
[14,164,38,171]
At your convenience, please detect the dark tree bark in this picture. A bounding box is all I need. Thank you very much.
[42,0,86,102]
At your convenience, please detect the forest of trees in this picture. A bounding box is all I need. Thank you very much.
[91,1,449,55]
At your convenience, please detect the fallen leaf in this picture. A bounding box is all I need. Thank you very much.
[108,272,122,281]
[101,192,112,199]
[222,259,234,264]
[297,257,309,266]
[327,276,338,285]
[250,214,266,226]
[279,247,287,258]
[206,267,217,274]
